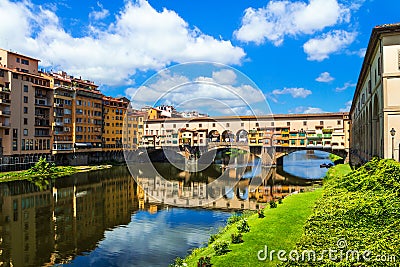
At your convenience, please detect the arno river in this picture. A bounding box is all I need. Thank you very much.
[0,151,331,266]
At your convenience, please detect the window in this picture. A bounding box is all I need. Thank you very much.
[271,122,274,126]
[320,121,324,126]
[212,123,216,127]
[241,122,244,127]
[255,123,259,127]
[287,122,290,126]
[24,118,28,125]
[186,124,189,127]
[337,120,341,125]
[23,85,28,92]
[226,123,230,127]
[199,123,202,128]
[23,107,28,114]
[23,129,28,136]
[378,57,381,75]
[21,59,29,65]
[23,96,28,103]
[12,73,18,79]
[16,58,20,63]
[303,121,307,126]
[5,129,9,135]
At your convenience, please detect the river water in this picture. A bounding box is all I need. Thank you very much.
[0,150,330,266]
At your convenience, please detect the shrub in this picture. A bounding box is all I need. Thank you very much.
[278,197,283,204]
[197,256,212,267]
[231,233,243,244]
[208,233,219,244]
[269,200,277,208]
[258,209,265,218]
[227,214,242,224]
[237,219,250,233]
[213,241,230,256]
[168,257,186,267]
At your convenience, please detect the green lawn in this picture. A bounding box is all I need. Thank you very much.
[183,189,322,267]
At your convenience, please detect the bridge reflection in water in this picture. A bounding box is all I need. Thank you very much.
[0,159,319,266]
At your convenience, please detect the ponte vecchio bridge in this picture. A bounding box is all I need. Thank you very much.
[138,112,350,164]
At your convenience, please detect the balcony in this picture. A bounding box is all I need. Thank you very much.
[0,87,10,93]
[0,99,11,105]
[0,122,11,128]
[35,100,51,107]
[54,103,64,108]
[54,122,63,126]
[0,110,10,116]
[35,120,50,127]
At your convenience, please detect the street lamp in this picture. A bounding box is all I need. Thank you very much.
[390,128,396,159]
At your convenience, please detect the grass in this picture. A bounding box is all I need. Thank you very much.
[183,189,322,267]
[324,163,351,181]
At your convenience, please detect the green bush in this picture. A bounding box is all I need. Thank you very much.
[197,256,212,267]
[227,214,242,225]
[231,233,243,244]
[258,209,265,218]
[208,233,219,244]
[168,257,186,267]
[278,197,283,204]
[213,241,230,256]
[269,200,277,208]
[237,219,250,233]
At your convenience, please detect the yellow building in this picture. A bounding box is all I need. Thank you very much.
[102,96,129,152]
[124,108,145,150]
[73,79,103,152]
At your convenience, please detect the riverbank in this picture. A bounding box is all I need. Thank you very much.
[0,164,113,183]
[180,189,322,267]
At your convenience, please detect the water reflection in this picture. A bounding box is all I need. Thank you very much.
[0,154,323,267]
[282,150,332,179]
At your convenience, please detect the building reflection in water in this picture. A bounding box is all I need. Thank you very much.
[0,160,317,266]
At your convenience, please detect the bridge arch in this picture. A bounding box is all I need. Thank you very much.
[274,147,348,164]
[208,130,220,142]
[236,129,248,143]
[221,130,235,142]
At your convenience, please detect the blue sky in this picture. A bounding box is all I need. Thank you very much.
[0,0,399,115]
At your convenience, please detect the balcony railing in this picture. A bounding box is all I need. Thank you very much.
[0,110,11,116]
[0,99,11,105]
[0,122,11,127]
[0,87,10,93]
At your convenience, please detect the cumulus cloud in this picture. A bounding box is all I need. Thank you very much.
[272,87,312,98]
[303,30,357,61]
[125,65,270,116]
[234,0,350,46]
[0,0,245,86]
[335,81,356,92]
[339,100,352,112]
[316,72,334,82]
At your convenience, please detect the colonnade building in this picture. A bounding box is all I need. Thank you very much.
[350,23,400,164]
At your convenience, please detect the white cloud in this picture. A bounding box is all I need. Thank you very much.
[234,0,350,46]
[335,81,356,92]
[303,30,357,61]
[125,66,270,116]
[272,87,312,98]
[339,100,352,112]
[0,0,245,86]
[304,107,325,114]
[315,72,334,82]
[212,69,237,85]
[89,2,110,21]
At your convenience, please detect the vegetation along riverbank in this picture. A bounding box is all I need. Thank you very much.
[0,157,112,184]
[177,158,400,266]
